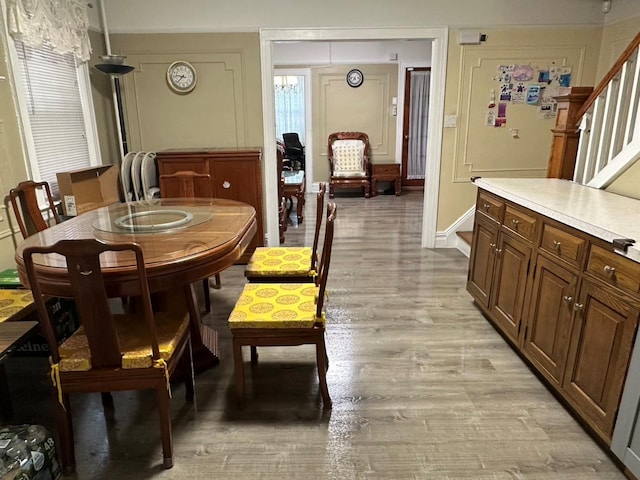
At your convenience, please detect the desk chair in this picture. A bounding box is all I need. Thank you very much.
[328,131,371,198]
[9,180,61,238]
[282,132,305,171]
[229,202,337,408]
[244,183,326,283]
[158,170,222,313]
[23,239,194,471]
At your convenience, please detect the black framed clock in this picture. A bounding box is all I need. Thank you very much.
[346,69,364,88]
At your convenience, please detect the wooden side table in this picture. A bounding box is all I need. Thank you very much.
[283,170,306,223]
[371,163,401,196]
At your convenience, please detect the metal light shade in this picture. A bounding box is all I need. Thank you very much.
[95,55,134,75]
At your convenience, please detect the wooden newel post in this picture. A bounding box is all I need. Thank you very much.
[547,87,594,179]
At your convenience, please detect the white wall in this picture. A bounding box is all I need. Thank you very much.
[103,0,607,33]
[273,40,432,66]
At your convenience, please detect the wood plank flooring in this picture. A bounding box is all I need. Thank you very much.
[3,191,626,479]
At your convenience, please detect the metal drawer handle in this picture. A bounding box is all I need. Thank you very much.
[511,219,519,227]
[495,248,502,254]
[222,181,231,189]
[573,303,584,312]
[562,295,573,304]
[552,240,562,251]
[489,243,496,248]
[483,203,491,211]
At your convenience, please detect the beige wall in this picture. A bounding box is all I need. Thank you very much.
[436,26,603,230]
[0,28,28,268]
[109,33,264,152]
[311,64,398,183]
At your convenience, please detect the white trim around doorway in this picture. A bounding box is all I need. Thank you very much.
[260,27,449,248]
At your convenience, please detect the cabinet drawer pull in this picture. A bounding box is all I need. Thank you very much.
[511,219,519,228]
[562,295,573,304]
[552,240,562,251]
[222,181,231,189]
[483,203,491,211]
[573,303,584,312]
[603,265,616,276]
[495,248,502,254]
[489,243,496,248]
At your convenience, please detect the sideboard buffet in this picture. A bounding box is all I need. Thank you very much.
[467,177,640,476]
[156,148,264,262]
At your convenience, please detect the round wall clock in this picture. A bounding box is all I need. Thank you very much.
[346,68,364,88]
[167,61,197,94]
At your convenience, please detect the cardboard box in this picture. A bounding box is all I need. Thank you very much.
[56,165,120,216]
[0,425,61,480]
[13,298,79,357]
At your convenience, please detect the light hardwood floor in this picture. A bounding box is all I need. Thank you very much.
[4,191,627,479]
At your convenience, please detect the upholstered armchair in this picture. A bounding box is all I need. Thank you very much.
[327,131,371,198]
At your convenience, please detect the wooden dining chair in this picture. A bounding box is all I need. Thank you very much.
[9,180,61,238]
[23,239,194,472]
[229,202,337,408]
[158,170,222,313]
[244,183,326,283]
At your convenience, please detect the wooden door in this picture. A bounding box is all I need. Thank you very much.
[489,232,531,343]
[523,255,577,387]
[401,67,430,188]
[467,213,498,308]
[563,279,640,441]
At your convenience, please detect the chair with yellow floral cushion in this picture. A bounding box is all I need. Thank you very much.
[245,183,326,283]
[23,239,194,472]
[229,202,336,408]
[328,131,371,198]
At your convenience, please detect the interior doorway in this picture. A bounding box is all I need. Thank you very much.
[260,27,449,249]
[402,67,431,189]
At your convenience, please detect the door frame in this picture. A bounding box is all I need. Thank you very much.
[260,27,448,249]
[402,66,431,188]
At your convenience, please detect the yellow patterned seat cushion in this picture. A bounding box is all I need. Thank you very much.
[0,289,34,323]
[245,247,314,278]
[57,311,190,372]
[228,283,324,329]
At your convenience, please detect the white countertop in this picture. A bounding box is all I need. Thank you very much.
[474,178,640,263]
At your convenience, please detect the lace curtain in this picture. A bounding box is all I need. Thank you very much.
[274,76,306,144]
[7,0,91,62]
[407,70,430,179]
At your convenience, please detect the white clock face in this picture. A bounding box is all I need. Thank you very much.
[347,69,363,88]
[167,61,197,94]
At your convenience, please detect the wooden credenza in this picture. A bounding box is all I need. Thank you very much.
[467,178,640,446]
[156,148,263,262]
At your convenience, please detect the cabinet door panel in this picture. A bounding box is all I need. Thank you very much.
[563,279,640,441]
[490,234,531,343]
[467,214,498,308]
[524,255,576,386]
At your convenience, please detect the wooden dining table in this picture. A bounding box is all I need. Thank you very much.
[14,198,257,367]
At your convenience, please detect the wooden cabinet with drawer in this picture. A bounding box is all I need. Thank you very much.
[468,186,640,446]
[156,148,263,261]
[467,190,536,343]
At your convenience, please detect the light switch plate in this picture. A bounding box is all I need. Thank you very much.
[444,115,457,128]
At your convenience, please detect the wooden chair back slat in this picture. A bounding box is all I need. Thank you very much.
[9,180,61,238]
[311,183,327,272]
[316,202,336,318]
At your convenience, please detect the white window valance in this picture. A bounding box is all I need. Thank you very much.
[7,0,91,62]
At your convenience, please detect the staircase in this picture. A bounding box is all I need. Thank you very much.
[571,32,640,187]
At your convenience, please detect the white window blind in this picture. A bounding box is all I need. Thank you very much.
[15,41,92,195]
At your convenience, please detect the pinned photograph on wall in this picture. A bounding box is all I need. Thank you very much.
[496,64,514,83]
[512,82,527,103]
[512,65,535,82]
[495,102,507,127]
[538,99,558,120]
[485,110,496,126]
[499,83,513,101]
[538,70,550,84]
[526,85,541,105]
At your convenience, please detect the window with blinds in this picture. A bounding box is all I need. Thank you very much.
[14,42,93,196]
